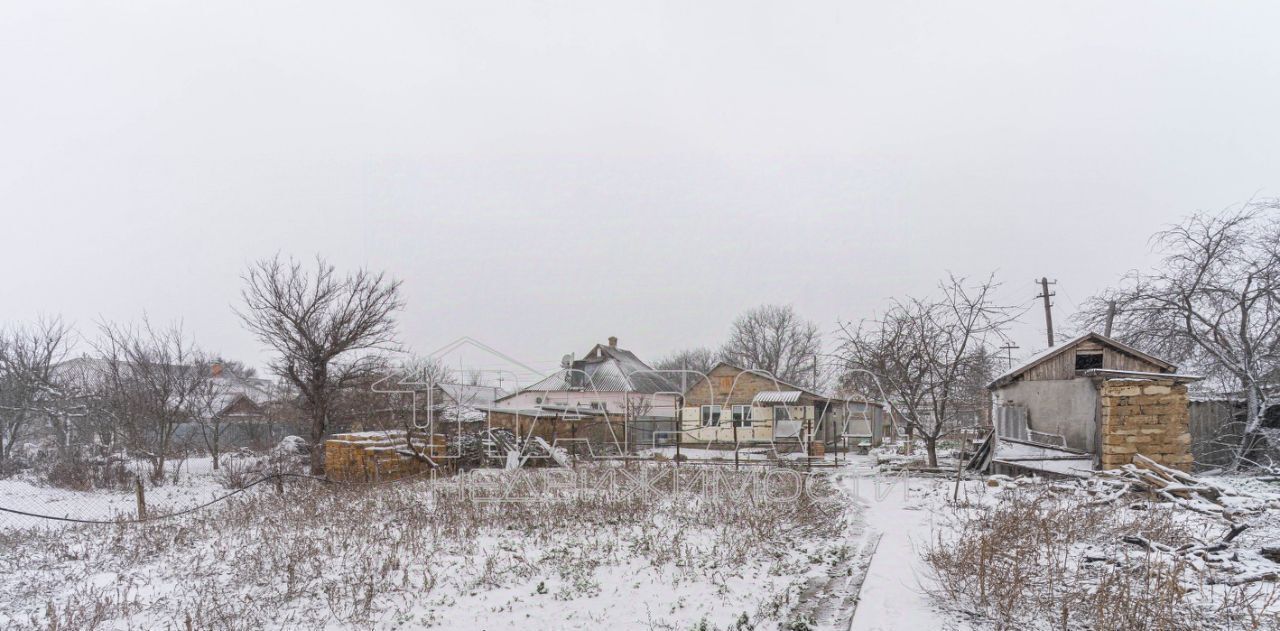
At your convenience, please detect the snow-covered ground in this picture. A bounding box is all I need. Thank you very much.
[6,452,1274,629]
[0,461,865,630]
[841,461,961,631]
[0,456,234,529]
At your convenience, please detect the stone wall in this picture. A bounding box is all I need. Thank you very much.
[1099,379,1192,471]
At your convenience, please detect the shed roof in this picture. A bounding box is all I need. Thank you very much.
[987,332,1178,389]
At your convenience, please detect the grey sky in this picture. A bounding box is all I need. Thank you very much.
[3,1,1279,383]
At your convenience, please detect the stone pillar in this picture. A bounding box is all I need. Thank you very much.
[1099,378,1193,471]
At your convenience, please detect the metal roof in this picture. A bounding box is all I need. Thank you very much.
[516,344,678,395]
[752,390,803,404]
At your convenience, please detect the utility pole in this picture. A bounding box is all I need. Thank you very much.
[1104,300,1117,337]
[1036,277,1057,347]
[998,342,1020,370]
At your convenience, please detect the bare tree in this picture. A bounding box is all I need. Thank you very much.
[0,317,74,466]
[1077,203,1280,469]
[190,363,262,471]
[93,319,213,482]
[653,347,719,378]
[721,305,823,388]
[237,255,403,473]
[838,274,1017,467]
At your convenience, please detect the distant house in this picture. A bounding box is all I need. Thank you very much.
[484,337,680,453]
[678,361,884,450]
[494,337,680,418]
[50,357,284,448]
[986,332,1200,472]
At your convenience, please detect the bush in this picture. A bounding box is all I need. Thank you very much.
[38,450,133,492]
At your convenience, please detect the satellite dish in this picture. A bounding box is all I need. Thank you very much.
[561,354,573,369]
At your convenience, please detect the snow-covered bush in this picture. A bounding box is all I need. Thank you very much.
[35,448,133,491]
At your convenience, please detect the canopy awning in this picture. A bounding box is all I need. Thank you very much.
[753,390,802,404]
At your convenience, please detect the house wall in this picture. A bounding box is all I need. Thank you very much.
[488,411,628,454]
[991,378,1099,452]
[496,391,678,418]
[1099,379,1192,471]
[678,404,814,443]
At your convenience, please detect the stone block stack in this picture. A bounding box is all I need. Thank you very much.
[1099,379,1193,471]
[324,430,447,482]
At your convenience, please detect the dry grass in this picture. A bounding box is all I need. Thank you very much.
[924,484,1280,630]
[0,463,849,630]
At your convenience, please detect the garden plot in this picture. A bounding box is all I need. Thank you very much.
[0,463,861,630]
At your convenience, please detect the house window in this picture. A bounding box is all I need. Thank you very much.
[718,376,734,392]
[731,405,752,427]
[535,397,543,404]
[700,405,722,427]
[774,405,792,421]
[1075,352,1103,370]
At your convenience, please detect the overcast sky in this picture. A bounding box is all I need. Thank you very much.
[3,1,1279,384]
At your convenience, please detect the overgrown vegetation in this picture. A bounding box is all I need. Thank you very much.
[925,483,1280,630]
[0,464,850,630]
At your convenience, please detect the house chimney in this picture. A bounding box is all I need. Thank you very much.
[608,336,618,348]
[211,362,223,377]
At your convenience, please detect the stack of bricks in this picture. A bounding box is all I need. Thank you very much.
[324,430,447,482]
[1100,378,1193,471]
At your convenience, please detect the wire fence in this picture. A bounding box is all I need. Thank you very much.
[0,455,442,531]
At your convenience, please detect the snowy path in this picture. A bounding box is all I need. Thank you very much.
[840,459,957,631]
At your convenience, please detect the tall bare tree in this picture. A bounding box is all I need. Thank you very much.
[1077,203,1280,469]
[94,319,213,481]
[653,347,719,378]
[237,256,403,473]
[0,316,74,466]
[838,274,1017,467]
[721,305,823,388]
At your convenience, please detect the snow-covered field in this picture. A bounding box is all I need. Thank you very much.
[0,461,862,630]
[5,453,1276,630]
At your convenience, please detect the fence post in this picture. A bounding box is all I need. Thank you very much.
[134,477,147,521]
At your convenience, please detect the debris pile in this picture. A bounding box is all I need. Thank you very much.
[1077,454,1280,587]
[1086,454,1278,518]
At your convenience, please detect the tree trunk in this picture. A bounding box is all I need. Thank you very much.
[309,410,326,475]
[1231,382,1265,471]
[211,434,220,470]
[925,436,938,468]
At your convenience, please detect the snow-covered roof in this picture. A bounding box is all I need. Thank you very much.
[511,343,678,396]
[436,383,504,406]
[1082,369,1202,383]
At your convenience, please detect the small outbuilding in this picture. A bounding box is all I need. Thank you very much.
[987,332,1200,471]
